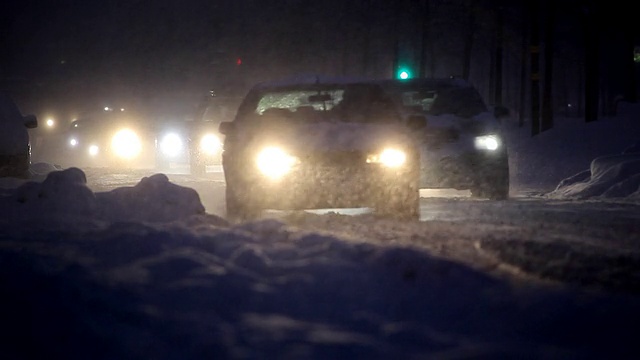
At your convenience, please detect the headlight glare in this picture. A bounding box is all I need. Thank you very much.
[200,134,221,155]
[88,144,99,156]
[160,133,183,157]
[112,129,142,159]
[474,135,500,151]
[367,148,407,167]
[256,147,298,179]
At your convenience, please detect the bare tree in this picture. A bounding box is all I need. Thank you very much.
[461,0,476,81]
[582,1,599,122]
[418,0,432,77]
[541,0,555,131]
[529,0,541,135]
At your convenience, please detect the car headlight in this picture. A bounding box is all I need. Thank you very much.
[69,138,78,147]
[256,146,299,179]
[367,148,407,168]
[199,134,221,155]
[159,133,184,157]
[474,134,500,151]
[88,144,99,156]
[111,129,142,159]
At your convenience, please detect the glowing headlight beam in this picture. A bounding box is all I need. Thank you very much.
[256,147,298,179]
[159,133,184,157]
[200,134,221,155]
[88,144,99,156]
[367,148,407,168]
[474,135,500,151]
[111,129,142,159]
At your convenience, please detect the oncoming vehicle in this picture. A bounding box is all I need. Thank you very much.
[155,92,240,175]
[218,78,426,221]
[0,92,37,178]
[65,108,156,169]
[377,78,510,200]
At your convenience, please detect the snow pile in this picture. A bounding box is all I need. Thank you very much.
[1,168,210,223]
[548,142,640,200]
[1,162,640,358]
[96,172,207,222]
[505,102,640,194]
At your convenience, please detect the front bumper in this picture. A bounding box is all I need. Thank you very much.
[420,149,508,189]
[228,163,414,210]
[0,151,30,178]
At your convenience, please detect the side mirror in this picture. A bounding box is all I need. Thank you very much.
[218,121,235,135]
[23,114,38,129]
[406,114,427,131]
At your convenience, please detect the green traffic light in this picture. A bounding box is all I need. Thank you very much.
[396,68,412,80]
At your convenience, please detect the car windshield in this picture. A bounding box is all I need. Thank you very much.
[249,84,400,123]
[391,85,488,118]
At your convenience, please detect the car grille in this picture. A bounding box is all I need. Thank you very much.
[299,150,367,167]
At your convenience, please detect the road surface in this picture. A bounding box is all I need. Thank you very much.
[81,166,640,294]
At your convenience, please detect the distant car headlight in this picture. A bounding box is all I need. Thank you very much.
[367,148,407,168]
[256,146,299,179]
[88,144,99,156]
[69,138,78,147]
[199,134,221,155]
[474,134,500,151]
[159,133,184,157]
[111,129,142,159]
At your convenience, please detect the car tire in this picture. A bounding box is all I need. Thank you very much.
[374,169,420,221]
[471,162,510,200]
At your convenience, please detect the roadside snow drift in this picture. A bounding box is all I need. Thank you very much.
[549,143,640,200]
[1,167,639,359]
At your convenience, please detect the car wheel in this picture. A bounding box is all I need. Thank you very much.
[225,185,261,222]
[374,171,420,221]
[471,163,510,200]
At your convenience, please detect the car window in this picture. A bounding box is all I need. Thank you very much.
[395,86,488,118]
[250,85,400,124]
[255,90,344,114]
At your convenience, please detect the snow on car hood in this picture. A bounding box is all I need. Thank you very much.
[240,121,414,153]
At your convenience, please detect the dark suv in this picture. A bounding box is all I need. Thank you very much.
[376,78,510,200]
[0,92,38,178]
[218,78,425,221]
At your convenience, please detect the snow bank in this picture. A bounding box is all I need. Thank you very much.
[549,144,640,200]
[0,167,215,223]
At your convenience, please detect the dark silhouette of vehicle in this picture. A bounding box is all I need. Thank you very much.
[218,77,426,222]
[0,92,38,178]
[377,78,510,200]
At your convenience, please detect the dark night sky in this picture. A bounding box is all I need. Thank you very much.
[1,0,638,121]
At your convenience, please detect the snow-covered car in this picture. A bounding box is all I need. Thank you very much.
[0,92,38,178]
[65,108,156,169]
[218,78,426,221]
[376,78,510,200]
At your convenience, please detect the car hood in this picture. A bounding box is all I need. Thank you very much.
[239,122,413,153]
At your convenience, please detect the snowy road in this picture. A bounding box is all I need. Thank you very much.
[82,166,640,294]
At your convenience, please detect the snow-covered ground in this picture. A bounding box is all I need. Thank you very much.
[1,105,640,359]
